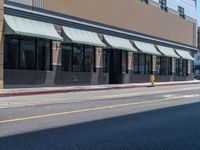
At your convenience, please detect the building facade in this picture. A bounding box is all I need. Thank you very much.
[194,27,200,75]
[0,0,198,88]
[198,27,200,50]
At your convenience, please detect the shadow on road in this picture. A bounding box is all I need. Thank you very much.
[1,102,200,150]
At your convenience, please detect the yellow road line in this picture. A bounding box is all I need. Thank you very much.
[3,86,200,109]
[0,94,200,124]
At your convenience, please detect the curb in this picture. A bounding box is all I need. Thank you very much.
[0,82,200,97]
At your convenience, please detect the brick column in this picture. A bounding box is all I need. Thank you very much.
[44,41,61,86]
[95,47,103,69]
[188,60,191,74]
[0,1,4,89]
[172,58,176,75]
[128,52,133,71]
[52,41,61,67]
[90,47,104,84]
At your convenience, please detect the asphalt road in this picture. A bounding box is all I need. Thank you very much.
[0,84,200,150]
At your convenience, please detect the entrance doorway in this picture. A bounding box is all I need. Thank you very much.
[108,49,127,84]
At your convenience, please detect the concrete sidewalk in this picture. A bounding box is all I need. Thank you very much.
[0,80,200,97]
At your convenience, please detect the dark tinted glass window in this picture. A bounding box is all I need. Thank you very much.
[122,51,128,73]
[37,39,51,70]
[20,39,36,70]
[178,6,185,19]
[4,36,19,69]
[73,44,84,72]
[103,50,108,73]
[156,56,161,75]
[133,53,139,74]
[145,54,152,74]
[175,59,179,76]
[160,57,171,75]
[84,46,94,72]
[4,36,52,71]
[62,44,72,71]
[139,54,145,74]
[183,60,188,76]
[159,0,167,11]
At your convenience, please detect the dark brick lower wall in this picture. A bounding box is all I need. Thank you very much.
[4,66,194,88]
[4,66,109,88]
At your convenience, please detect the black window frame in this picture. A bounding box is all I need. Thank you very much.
[159,0,168,11]
[178,6,185,19]
[141,0,149,4]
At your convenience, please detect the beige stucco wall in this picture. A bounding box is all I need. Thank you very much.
[8,0,32,6]
[43,0,196,47]
[0,0,4,88]
[7,0,196,47]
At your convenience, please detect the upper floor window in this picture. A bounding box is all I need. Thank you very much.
[141,0,149,4]
[178,6,185,19]
[159,0,167,11]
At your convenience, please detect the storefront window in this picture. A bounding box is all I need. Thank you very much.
[4,35,52,71]
[62,43,95,72]
[191,61,194,73]
[84,46,94,72]
[62,44,72,71]
[73,45,84,72]
[133,53,139,74]
[145,55,152,74]
[175,59,188,76]
[182,60,188,76]
[156,56,161,75]
[175,59,178,76]
[122,51,128,73]
[103,50,108,73]
[133,53,152,75]
[20,39,36,70]
[160,57,172,75]
[139,54,145,74]
[179,59,183,76]
[4,37,19,69]
[37,39,51,70]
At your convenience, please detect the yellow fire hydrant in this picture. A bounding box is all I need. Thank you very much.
[150,74,155,87]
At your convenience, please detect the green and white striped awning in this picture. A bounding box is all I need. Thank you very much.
[62,26,106,47]
[103,35,137,52]
[176,49,195,61]
[134,41,161,56]
[157,45,180,58]
[4,15,63,41]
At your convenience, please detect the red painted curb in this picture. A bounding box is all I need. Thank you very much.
[0,82,200,97]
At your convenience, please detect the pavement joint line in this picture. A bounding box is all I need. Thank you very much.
[0,94,200,124]
[1,86,200,109]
